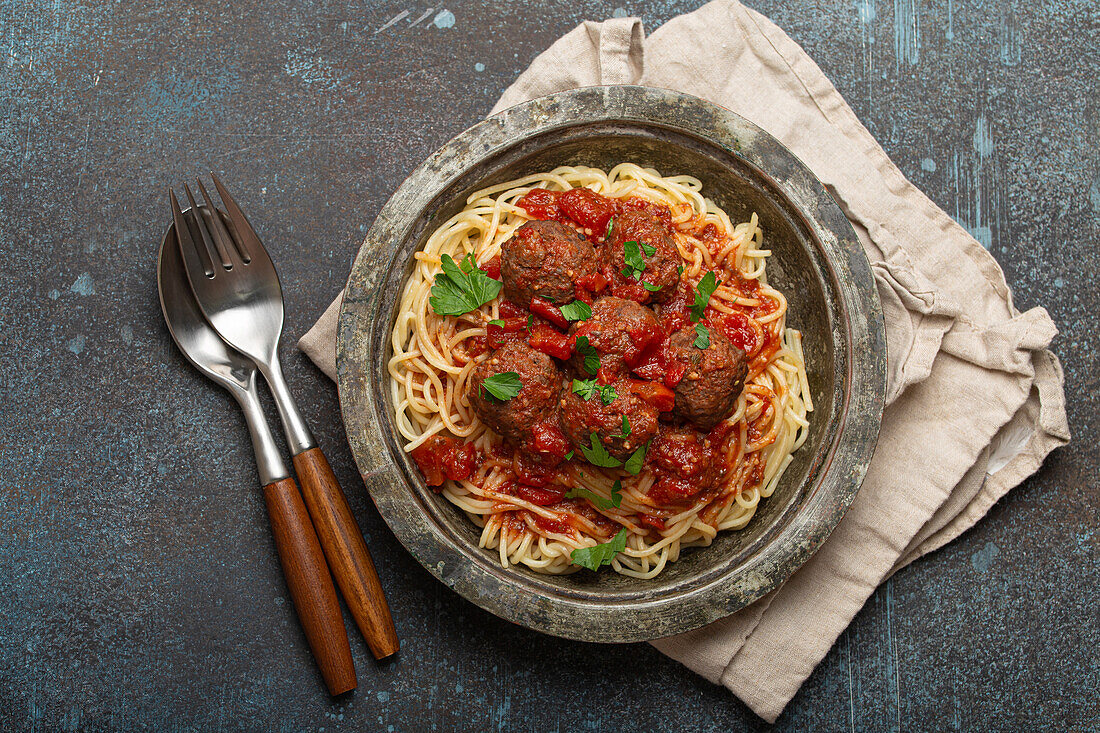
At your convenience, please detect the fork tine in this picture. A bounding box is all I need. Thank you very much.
[184,184,232,271]
[196,179,248,265]
[209,172,260,262]
[170,188,215,279]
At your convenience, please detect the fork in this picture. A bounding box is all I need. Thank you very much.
[158,216,356,695]
[171,176,399,660]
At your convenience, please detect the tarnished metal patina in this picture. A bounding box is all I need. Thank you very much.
[336,86,886,643]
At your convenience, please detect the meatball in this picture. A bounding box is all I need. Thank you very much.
[647,424,724,504]
[569,297,662,380]
[560,380,659,461]
[665,324,747,430]
[500,220,595,307]
[601,210,682,304]
[468,342,562,443]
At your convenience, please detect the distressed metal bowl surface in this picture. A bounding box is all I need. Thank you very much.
[336,86,886,643]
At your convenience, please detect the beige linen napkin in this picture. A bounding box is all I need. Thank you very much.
[299,0,1069,721]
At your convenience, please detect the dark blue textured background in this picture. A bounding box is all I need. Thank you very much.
[1,1,1097,730]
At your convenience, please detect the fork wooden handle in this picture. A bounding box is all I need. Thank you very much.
[263,477,357,695]
[293,447,400,660]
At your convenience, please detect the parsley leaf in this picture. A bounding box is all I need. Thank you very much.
[619,416,631,437]
[526,314,534,331]
[677,264,685,277]
[565,450,574,460]
[641,242,656,257]
[580,431,622,468]
[605,217,614,240]
[694,323,710,349]
[429,253,503,316]
[690,271,720,321]
[575,335,600,375]
[559,300,593,322]
[488,318,505,327]
[566,480,623,511]
[622,240,645,280]
[479,372,522,402]
[623,440,650,475]
[572,378,616,405]
[570,528,629,571]
[641,281,662,292]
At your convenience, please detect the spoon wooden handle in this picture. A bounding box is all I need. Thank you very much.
[293,447,400,659]
[263,477,357,695]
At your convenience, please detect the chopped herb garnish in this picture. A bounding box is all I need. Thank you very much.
[641,242,656,258]
[566,480,623,511]
[488,319,505,327]
[526,314,534,331]
[571,528,629,570]
[479,371,522,402]
[564,450,574,460]
[605,218,615,240]
[619,416,631,437]
[690,271,720,321]
[624,440,650,475]
[622,240,645,280]
[559,300,593,322]
[429,253,503,316]
[641,281,662,292]
[693,323,710,349]
[580,431,622,468]
[677,264,685,277]
[575,335,600,375]
[572,378,617,405]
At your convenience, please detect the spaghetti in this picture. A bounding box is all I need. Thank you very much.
[389,164,812,578]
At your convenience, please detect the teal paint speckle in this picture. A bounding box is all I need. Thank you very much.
[613,7,629,18]
[973,116,994,158]
[1089,178,1100,214]
[894,0,920,66]
[69,272,95,296]
[67,334,85,355]
[921,157,937,172]
[970,541,1000,572]
[47,289,60,300]
[968,225,993,248]
[120,325,133,344]
[475,62,485,72]
[433,10,455,29]
[377,691,390,702]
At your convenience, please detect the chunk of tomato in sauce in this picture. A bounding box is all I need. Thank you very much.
[480,255,502,281]
[529,296,569,330]
[638,514,666,532]
[516,188,562,220]
[527,421,571,461]
[528,323,573,360]
[713,311,759,355]
[411,435,477,488]
[486,315,528,349]
[631,341,689,388]
[628,379,676,412]
[559,188,616,232]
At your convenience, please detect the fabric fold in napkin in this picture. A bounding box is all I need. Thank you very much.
[299,0,1069,721]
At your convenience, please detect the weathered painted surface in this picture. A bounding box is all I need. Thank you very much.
[0,1,1096,730]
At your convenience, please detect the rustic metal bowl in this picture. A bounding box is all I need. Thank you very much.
[336,86,886,643]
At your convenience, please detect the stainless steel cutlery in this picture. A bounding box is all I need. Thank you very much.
[161,176,398,692]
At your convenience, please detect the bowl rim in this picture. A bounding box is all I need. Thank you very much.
[336,85,886,642]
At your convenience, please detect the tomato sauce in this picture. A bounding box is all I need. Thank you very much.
[516,187,670,242]
[410,435,477,489]
[422,186,776,522]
